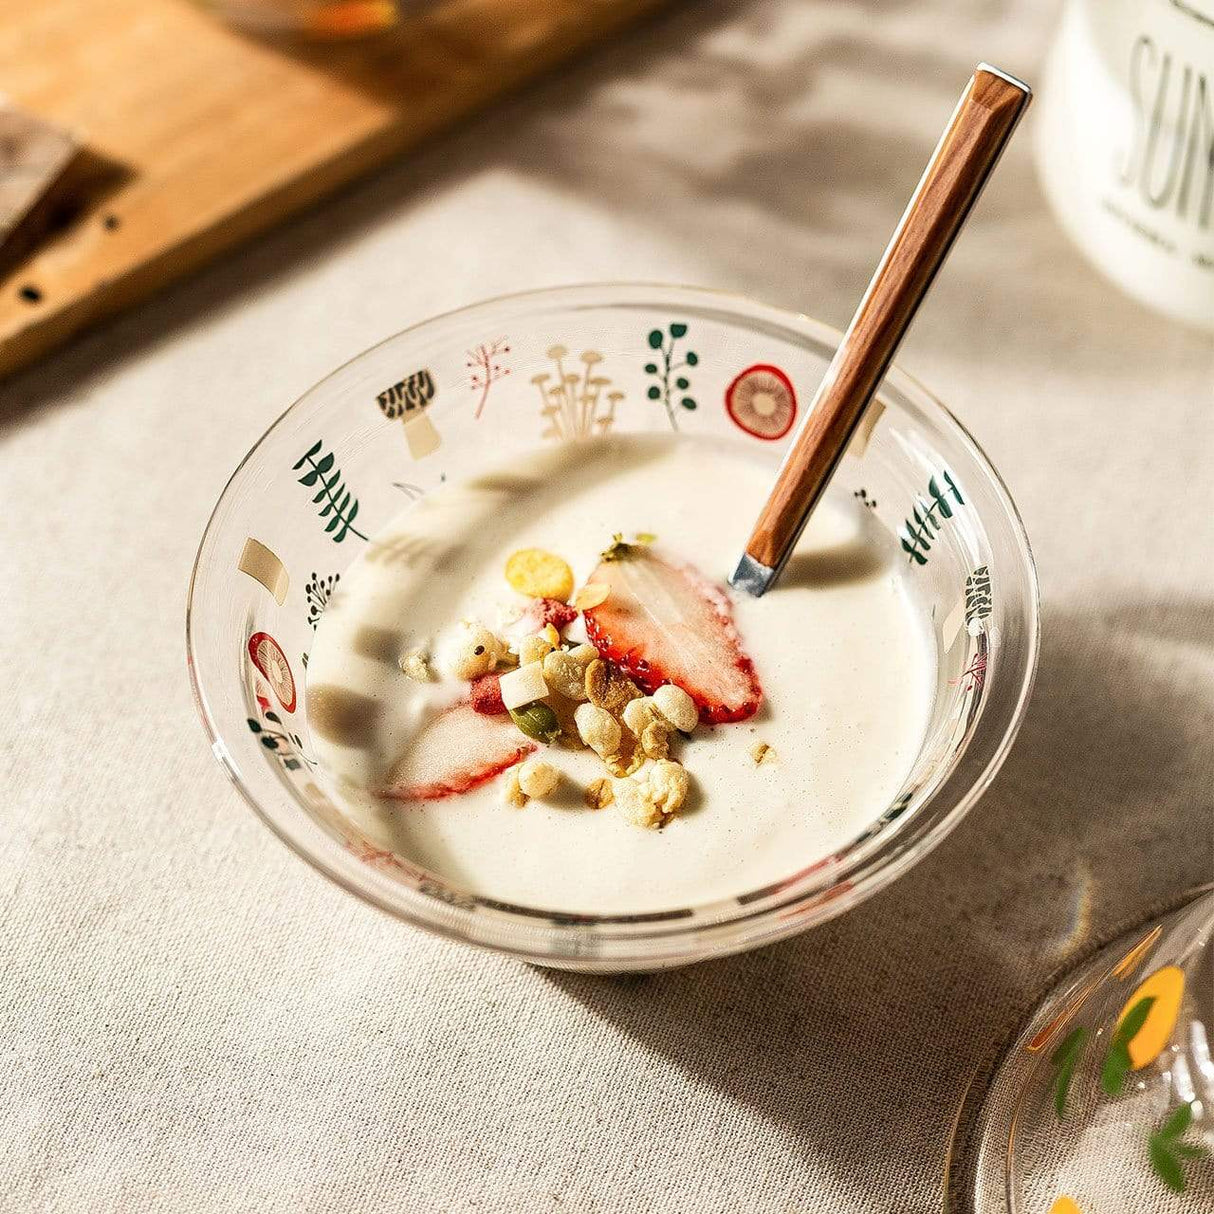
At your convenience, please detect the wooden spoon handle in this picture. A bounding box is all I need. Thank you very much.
[739,65,1030,581]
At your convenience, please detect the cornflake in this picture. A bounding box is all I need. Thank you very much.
[504,548,574,600]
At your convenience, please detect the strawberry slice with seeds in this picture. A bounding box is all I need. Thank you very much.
[380,702,534,802]
[583,550,761,724]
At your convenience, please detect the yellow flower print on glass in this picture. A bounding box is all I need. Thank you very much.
[1119,966,1184,1070]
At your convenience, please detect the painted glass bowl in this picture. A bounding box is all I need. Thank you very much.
[948,885,1214,1212]
[187,283,1039,971]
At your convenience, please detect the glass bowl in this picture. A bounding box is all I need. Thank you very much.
[947,885,1214,1212]
[187,283,1039,972]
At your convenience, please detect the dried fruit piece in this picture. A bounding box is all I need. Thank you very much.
[572,583,611,611]
[518,757,560,799]
[381,703,534,802]
[470,672,506,715]
[499,662,548,711]
[652,683,698,733]
[586,658,641,714]
[509,701,562,744]
[583,549,761,724]
[505,548,574,600]
[543,649,590,701]
[574,703,621,757]
[512,597,579,635]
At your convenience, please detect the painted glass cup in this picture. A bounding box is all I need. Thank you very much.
[187,284,1039,971]
[949,885,1214,1212]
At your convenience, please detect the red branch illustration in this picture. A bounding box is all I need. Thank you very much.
[467,337,511,419]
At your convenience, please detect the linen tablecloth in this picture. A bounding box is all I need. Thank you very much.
[3,0,1212,1209]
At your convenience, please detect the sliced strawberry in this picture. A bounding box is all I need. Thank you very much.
[380,702,534,802]
[583,550,761,724]
[470,672,506,716]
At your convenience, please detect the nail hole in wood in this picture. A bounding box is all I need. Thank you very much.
[18,285,42,303]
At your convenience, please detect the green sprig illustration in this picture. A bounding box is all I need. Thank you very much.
[1050,1025,1088,1118]
[899,471,965,565]
[1101,995,1155,1096]
[644,323,699,430]
[1149,1102,1208,1193]
[247,714,312,772]
[293,440,368,543]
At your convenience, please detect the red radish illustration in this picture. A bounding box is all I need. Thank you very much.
[725,364,797,440]
[248,632,297,713]
[583,550,762,724]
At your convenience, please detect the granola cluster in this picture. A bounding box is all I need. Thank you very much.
[401,540,699,829]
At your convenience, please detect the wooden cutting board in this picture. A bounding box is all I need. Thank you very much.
[0,0,664,380]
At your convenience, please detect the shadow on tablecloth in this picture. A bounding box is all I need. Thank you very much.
[542,600,1214,1205]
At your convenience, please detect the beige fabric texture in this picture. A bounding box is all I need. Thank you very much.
[3,0,1213,1210]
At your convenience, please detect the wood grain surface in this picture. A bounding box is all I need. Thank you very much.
[0,0,664,379]
[743,67,1030,576]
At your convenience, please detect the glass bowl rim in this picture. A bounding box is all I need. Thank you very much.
[186,281,1041,967]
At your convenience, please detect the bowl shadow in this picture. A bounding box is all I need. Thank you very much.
[539,601,1214,1207]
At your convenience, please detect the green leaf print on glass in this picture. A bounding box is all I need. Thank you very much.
[899,470,965,565]
[643,323,698,430]
[247,714,312,774]
[1101,995,1154,1096]
[1148,1102,1208,1193]
[1050,1026,1087,1118]
[293,440,368,543]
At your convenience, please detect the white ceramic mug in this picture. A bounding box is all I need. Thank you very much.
[1036,0,1214,331]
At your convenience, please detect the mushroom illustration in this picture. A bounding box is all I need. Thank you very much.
[248,632,297,713]
[378,368,441,459]
[724,364,797,440]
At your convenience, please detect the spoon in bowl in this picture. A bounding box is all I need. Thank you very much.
[729,63,1031,597]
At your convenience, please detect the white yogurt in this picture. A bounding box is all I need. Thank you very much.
[306,434,935,915]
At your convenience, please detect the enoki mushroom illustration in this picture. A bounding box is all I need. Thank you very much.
[377,369,441,459]
[533,345,623,441]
